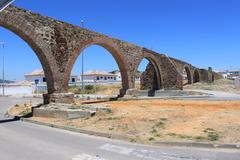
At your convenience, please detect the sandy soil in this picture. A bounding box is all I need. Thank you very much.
[9,103,32,116]
[32,99,240,144]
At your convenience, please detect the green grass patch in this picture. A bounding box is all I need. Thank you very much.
[203,128,219,141]
[19,108,31,117]
[148,137,155,141]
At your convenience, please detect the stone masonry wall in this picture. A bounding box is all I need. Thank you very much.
[0,5,215,103]
[140,63,158,90]
[142,49,183,90]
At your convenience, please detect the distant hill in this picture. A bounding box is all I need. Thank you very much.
[0,79,14,83]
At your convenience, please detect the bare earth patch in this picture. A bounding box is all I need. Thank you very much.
[31,99,240,145]
[9,103,32,117]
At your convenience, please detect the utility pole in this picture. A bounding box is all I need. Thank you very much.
[81,20,85,98]
[0,42,5,96]
[0,0,15,96]
[94,78,97,99]
[0,0,15,12]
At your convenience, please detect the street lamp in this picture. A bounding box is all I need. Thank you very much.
[94,78,97,99]
[0,41,5,96]
[81,20,85,98]
[81,20,85,28]
[0,0,15,12]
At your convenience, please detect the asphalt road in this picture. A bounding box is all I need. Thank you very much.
[0,96,240,160]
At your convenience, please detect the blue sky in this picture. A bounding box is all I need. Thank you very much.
[0,0,240,80]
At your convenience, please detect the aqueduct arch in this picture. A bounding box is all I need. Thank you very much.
[183,65,192,85]
[136,56,162,90]
[0,12,56,94]
[64,37,130,96]
[0,5,220,104]
[193,69,200,83]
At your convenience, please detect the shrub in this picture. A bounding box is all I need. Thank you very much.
[203,128,219,141]
[148,137,155,141]
[85,85,94,91]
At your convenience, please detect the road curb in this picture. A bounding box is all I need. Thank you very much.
[21,118,240,150]
[21,118,127,141]
[154,141,240,150]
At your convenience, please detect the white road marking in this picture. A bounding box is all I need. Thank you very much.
[72,154,108,160]
[100,143,134,155]
[99,144,211,160]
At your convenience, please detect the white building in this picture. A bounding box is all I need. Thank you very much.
[25,69,79,93]
[217,70,240,80]
[81,70,118,83]
[25,69,46,83]
[81,70,141,83]
[109,70,122,81]
[111,70,141,81]
[25,69,78,84]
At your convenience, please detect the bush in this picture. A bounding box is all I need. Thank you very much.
[69,85,96,94]
[69,83,121,95]
[203,128,219,141]
[85,85,94,90]
[69,86,82,94]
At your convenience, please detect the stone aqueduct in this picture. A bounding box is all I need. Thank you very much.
[0,6,221,104]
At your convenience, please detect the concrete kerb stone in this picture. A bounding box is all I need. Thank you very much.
[21,118,126,141]
[21,117,240,150]
[123,90,213,99]
[154,141,240,150]
[118,95,213,101]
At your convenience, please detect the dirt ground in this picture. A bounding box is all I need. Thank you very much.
[9,103,32,117]
[32,99,240,145]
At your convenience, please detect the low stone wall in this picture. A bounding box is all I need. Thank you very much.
[33,107,93,119]
[33,103,110,119]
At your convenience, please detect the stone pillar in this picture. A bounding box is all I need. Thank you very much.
[118,88,127,97]
[43,93,74,104]
[208,67,214,82]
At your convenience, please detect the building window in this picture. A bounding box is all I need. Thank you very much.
[114,77,116,80]
[72,78,75,83]
[101,76,103,79]
[97,76,99,80]
[104,77,107,80]
[43,77,46,82]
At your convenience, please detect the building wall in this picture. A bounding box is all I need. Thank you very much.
[82,75,118,82]
[115,72,122,81]
[26,75,78,84]
[25,75,46,83]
